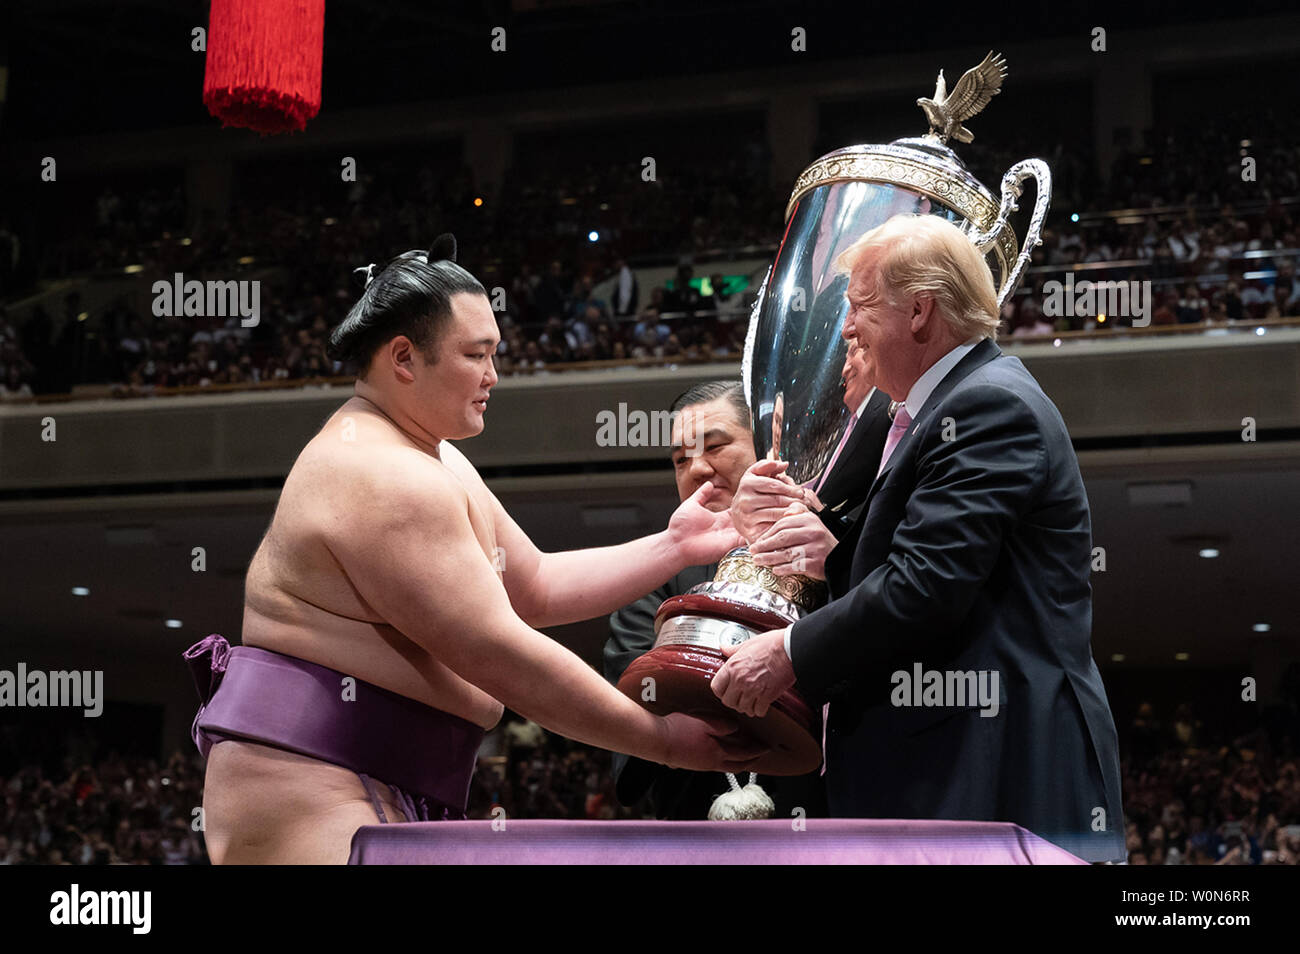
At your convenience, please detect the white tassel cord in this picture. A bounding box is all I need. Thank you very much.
[707,772,775,820]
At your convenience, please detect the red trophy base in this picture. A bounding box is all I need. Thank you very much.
[617,644,822,776]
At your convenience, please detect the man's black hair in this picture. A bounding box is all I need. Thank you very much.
[669,379,750,429]
[327,233,487,373]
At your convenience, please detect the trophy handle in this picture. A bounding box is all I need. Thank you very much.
[741,264,771,419]
[966,158,1052,308]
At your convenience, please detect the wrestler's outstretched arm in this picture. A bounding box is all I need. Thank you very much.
[438,443,740,628]
[329,450,762,774]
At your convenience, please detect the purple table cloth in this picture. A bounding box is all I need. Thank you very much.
[348,818,1088,864]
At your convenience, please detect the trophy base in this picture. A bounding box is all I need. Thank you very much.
[617,644,822,776]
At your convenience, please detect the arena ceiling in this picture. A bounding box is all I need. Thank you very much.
[1,0,1295,141]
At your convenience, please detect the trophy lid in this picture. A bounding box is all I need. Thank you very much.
[783,139,1017,284]
[743,51,1039,480]
[782,51,1019,283]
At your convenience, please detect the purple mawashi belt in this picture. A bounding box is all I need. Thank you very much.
[183,634,484,816]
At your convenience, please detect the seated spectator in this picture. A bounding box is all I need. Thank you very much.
[538,315,574,362]
[1151,291,1179,325]
[662,264,701,316]
[1,363,33,401]
[1274,262,1300,314]
[1221,282,1245,321]
[1176,284,1208,324]
[632,307,669,347]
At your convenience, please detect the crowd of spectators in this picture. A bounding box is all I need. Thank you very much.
[1105,112,1300,213]
[2,112,1298,400]
[1002,208,1300,337]
[6,703,1296,863]
[993,111,1300,336]
[466,718,640,822]
[0,722,644,865]
[1121,702,1300,865]
[1,751,206,865]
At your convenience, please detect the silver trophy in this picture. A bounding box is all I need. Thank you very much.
[744,51,1052,477]
[620,52,1052,776]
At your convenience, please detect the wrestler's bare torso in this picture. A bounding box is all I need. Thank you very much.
[202,396,505,863]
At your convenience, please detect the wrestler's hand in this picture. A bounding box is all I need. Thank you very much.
[748,501,836,580]
[730,459,806,544]
[667,480,744,566]
[712,629,795,718]
[658,712,766,773]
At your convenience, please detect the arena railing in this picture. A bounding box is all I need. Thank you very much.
[8,314,1299,405]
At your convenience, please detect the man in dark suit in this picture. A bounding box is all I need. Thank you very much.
[712,214,1125,862]
[603,380,829,819]
[733,340,894,572]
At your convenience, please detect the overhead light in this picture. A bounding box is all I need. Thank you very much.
[1111,653,1125,662]
[588,231,600,242]
[1175,652,1190,661]
[1253,623,1271,633]
[123,264,145,274]
[179,237,192,246]
[473,197,483,207]
[71,586,89,597]
[1198,548,1220,559]
[165,619,183,629]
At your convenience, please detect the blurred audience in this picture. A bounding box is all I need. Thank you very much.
[3,702,1296,863]
[1121,701,1300,865]
[2,112,1299,399]
[1,751,206,865]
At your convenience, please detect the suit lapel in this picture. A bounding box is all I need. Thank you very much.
[821,388,892,511]
[847,338,1003,536]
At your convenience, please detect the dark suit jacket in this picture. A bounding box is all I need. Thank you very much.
[604,564,827,820]
[815,388,893,541]
[788,339,1126,862]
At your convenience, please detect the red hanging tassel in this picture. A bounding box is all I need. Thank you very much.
[203,0,325,135]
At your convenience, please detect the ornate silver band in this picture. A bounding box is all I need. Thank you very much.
[683,581,805,625]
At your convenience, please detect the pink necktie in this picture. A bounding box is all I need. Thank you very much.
[875,405,913,479]
[813,411,858,495]
[822,403,912,776]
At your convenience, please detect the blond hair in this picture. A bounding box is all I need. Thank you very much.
[834,214,1000,341]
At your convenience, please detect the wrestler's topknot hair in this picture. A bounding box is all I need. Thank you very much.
[327,233,488,373]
